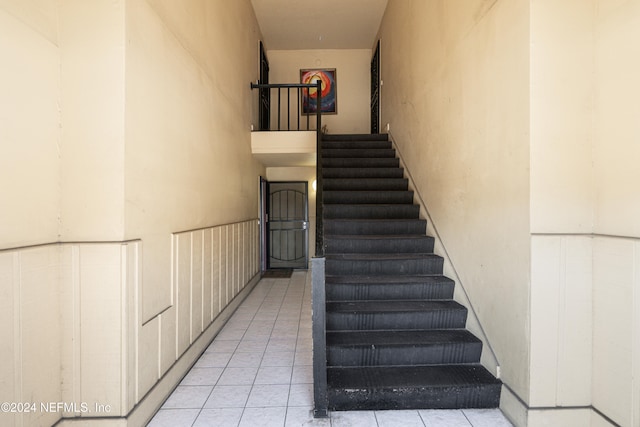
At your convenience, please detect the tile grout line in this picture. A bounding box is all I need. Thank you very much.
[169,279,272,425]
[242,277,289,425]
[198,278,274,427]
[239,278,278,425]
[284,273,307,425]
[417,410,427,426]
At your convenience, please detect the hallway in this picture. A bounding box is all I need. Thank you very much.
[147,271,513,427]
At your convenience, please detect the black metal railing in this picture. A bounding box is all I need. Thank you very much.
[312,91,327,417]
[250,82,323,132]
[250,81,324,255]
[311,256,328,417]
[315,122,324,258]
[251,81,327,416]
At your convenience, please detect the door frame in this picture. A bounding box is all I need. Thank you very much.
[371,39,381,134]
[265,180,309,270]
[259,176,268,272]
[259,41,270,131]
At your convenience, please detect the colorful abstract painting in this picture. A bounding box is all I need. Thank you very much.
[300,68,337,115]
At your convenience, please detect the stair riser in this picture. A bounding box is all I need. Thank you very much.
[323,134,389,142]
[325,237,434,254]
[327,342,482,366]
[323,178,408,191]
[323,149,396,158]
[323,158,399,168]
[327,384,502,411]
[324,205,420,220]
[323,168,404,179]
[326,282,454,301]
[326,257,443,276]
[326,310,467,330]
[322,141,392,150]
[323,191,414,205]
[324,220,426,235]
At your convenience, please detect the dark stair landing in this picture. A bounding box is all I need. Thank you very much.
[321,133,501,411]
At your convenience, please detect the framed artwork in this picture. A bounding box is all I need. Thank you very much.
[300,68,337,115]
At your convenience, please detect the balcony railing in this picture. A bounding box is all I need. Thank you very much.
[250,82,322,131]
[250,81,324,256]
[251,81,328,417]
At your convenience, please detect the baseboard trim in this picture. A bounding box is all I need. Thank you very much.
[500,383,620,427]
[55,272,262,427]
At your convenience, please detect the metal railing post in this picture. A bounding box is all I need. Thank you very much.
[250,80,328,418]
[312,80,328,417]
[312,256,328,417]
[277,88,281,131]
[315,80,324,256]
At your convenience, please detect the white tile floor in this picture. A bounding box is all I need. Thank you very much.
[148,271,514,427]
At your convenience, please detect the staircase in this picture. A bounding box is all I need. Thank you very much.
[319,133,501,411]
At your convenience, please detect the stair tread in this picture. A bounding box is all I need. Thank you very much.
[323,149,396,158]
[327,300,466,313]
[323,158,399,167]
[326,253,440,260]
[324,219,427,232]
[326,275,455,301]
[323,191,414,205]
[326,235,431,240]
[324,190,413,197]
[323,134,389,141]
[323,167,403,172]
[324,178,406,181]
[324,184,408,191]
[322,142,392,148]
[327,329,481,346]
[324,219,427,226]
[323,167,402,170]
[323,205,420,220]
[325,275,454,284]
[323,203,416,209]
[324,218,424,223]
[327,365,501,388]
[324,190,412,193]
[322,158,399,161]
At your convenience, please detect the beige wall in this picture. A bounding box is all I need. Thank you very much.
[125,0,265,322]
[0,5,63,425]
[380,0,640,426]
[594,0,640,239]
[0,1,60,249]
[266,49,371,134]
[530,1,640,426]
[377,0,532,404]
[0,0,264,425]
[59,0,126,242]
[528,0,595,415]
[591,1,640,425]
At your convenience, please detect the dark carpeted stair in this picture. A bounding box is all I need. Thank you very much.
[326,365,501,410]
[325,275,455,301]
[325,235,435,254]
[327,329,483,366]
[324,204,420,219]
[324,219,427,235]
[324,178,409,191]
[323,190,414,204]
[324,167,405,179]
[320,133,501,411]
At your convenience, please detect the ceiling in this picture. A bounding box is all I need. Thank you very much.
[250,0,388,50]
